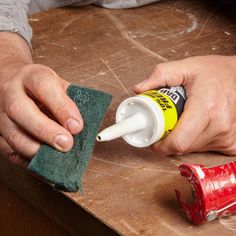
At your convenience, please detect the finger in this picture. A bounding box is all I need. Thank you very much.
[151,97,209,156]
[0,112,40,158]
[184,106,233,153]
[0,137,29,168]
[134,59,190,93]
[3,81,73,152]
[22,67,83,134]
[184,135,213,154]
[183,124,222,154]
[196,132,236,156]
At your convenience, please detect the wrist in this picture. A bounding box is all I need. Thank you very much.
[0,32,33,85]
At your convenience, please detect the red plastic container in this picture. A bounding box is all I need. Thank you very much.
[176,162,236,224]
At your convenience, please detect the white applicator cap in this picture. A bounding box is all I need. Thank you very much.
[97,95,165,148]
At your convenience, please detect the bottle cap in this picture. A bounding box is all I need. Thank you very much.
[116,96,164,147]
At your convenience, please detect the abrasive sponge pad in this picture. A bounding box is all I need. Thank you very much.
[28,84,112,192]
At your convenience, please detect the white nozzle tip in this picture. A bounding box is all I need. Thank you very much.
[96,134,102,142]
[96,130,111,142]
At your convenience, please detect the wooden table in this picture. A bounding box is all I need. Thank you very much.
[1,1,236,235]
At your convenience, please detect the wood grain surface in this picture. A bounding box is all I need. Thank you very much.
[1,1,236,235]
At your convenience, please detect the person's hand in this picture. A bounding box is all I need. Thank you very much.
[0,64,83,164]
[134,55,236,156]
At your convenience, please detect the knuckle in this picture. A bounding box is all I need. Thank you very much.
[219,121,231,134]
[6,131,24,153]
[33,75,60,102]
[22,64,56,77]
[9,153,27,167]
[207,99,231,135]
[34,79,49,94]
[24,65,58,89]
[8,154,20,165]
[217,136,234,151]
[206,100,218,120]
[35,123,51,139]
[223,146,236,156]
[5,100,21,119]
[150,143,159,152]
[36,78,52,92]
[19,64,31,75]
[150,144,166,156]
[39,66,57,79]
[54,103,68,117]
[215,113,232,134]
[154,64,164,77]
[172,138,188,155]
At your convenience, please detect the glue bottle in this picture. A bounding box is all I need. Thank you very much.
[97,86,186,147]
[176,161,236,224]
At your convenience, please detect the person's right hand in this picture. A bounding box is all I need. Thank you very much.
[0,64,83,164]
[134,55,236,156]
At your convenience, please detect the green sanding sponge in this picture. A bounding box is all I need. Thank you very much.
[28,84,112,192]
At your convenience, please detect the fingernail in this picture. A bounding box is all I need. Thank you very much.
[66,118,80,133]
[54,134,70,149]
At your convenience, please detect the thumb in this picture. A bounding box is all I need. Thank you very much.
[134,59,190,93]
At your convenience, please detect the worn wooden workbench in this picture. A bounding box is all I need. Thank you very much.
[1,0,236,235]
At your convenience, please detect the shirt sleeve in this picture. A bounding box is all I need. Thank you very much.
[0,0,32,46]
[94,0,160,9]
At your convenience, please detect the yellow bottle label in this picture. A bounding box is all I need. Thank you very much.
[141,90,178,138]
